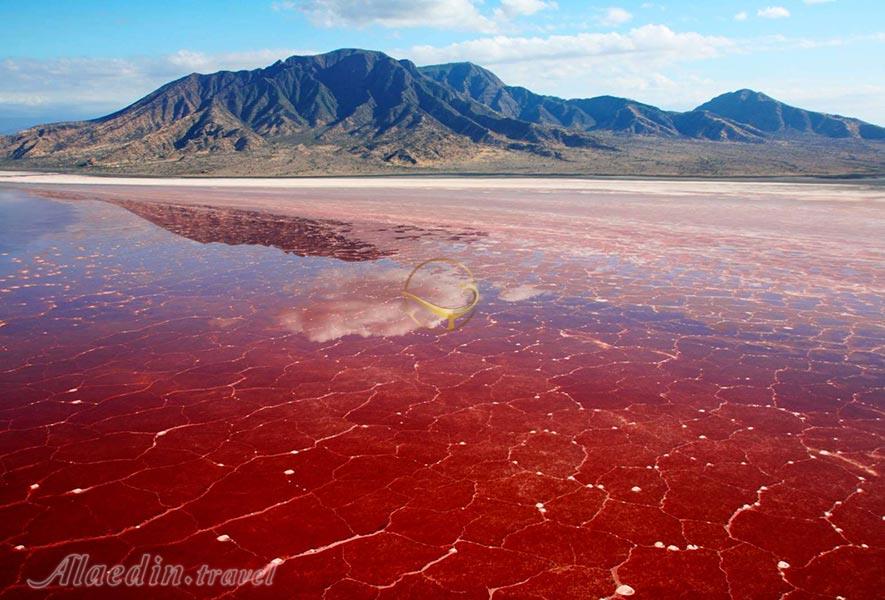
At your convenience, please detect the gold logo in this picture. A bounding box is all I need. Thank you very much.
[402,258,479,331]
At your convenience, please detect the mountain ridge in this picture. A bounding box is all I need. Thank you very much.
[1,48,882,176]
[418,61,881,143]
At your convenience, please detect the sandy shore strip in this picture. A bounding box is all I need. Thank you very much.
[1,171,883,202]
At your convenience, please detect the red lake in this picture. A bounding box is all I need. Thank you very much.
[0,178,882,599]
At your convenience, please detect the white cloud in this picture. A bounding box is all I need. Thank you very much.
[734,11,748,21]
[275,0,498,32]
[757,6,790,19]
[598,7,633,27]
[407,25,732,66]
[495,0,557,20]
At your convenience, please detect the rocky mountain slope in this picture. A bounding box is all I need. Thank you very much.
[420,61,883,144]
[697,89,884,139]
[1,49,882,176]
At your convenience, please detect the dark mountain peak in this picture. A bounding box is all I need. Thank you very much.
[419,62,505,87]
[582,94,635,104]
[418,62,508,109]
[277,49,412,87]
[573,95,661,113]
[729,88,773,100]
[698,89,779,112]
[285,47,389,66]
[697,89,883,139]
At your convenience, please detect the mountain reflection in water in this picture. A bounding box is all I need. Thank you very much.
[111,199,392,261]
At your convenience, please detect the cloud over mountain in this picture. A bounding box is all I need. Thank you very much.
[406,25,731,66]
[274,0,497,31]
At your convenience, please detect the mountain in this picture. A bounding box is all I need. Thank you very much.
[696,89,885,140]
[1,49,882,176]
[419,62,885,144]
[1,49,606,168]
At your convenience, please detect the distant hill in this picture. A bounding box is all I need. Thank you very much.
[696,89,885,139]
[1,49,882,176]
[419,62,769,142]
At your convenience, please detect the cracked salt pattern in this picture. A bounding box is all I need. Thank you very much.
[0,182,883,599]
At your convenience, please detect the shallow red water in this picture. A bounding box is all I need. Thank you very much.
[0,183,882,599]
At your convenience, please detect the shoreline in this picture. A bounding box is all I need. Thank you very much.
[2,172,884,202]
[1,169,883,186]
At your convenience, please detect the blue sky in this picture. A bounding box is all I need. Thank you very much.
[1,0,883,131]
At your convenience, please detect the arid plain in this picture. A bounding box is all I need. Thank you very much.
[0,174,883,599]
